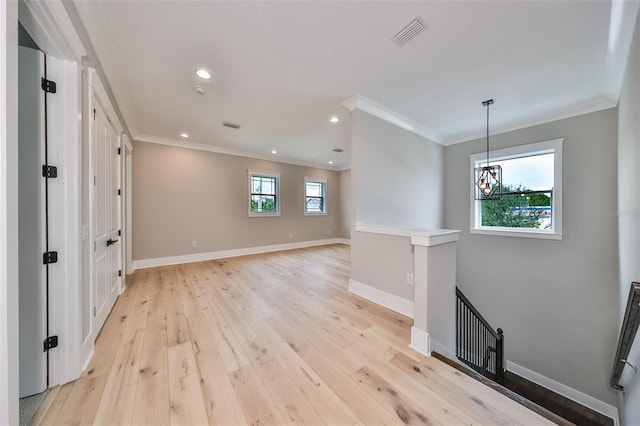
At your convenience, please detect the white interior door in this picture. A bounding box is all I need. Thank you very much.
[92,97,121,332]
[18,46,47,398]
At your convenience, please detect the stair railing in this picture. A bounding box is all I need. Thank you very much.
[610,282,640,391]
[456,287,505,384]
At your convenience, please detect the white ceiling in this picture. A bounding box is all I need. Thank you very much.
[71,0,637,170]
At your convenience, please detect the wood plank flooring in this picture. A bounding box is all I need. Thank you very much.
[34,244,555,425]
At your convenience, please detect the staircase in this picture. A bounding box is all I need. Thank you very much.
[455,288,613,426]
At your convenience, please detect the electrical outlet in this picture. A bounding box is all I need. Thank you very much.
[192,240,197,247]
[406,272,414,286]
[326,229,331,235]
[288,233,293,238]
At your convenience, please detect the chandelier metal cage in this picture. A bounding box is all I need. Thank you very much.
[474,99,502,201]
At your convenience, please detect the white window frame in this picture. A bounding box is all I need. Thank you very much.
[248,170,281,217]
[469,138,563,240]
[304,177,327,216]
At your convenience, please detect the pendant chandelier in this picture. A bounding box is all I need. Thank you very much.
[474,99,502,200]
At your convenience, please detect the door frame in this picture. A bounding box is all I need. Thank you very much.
[1,2,20,424]
[123,135,134,277]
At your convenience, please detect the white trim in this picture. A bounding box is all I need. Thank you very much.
[133,238,344,270]
[506,360,620,426]
[337,238,351,245]
[428,338,458,362]
[348,279,414,319]
[248,169,281,217]
[409,327,430,357]
[81,350,94,372]
[469,138,563,240]
[88,68,123,134]
[45,56,83,386]
[125,142,133,275]
[470,228,563,240]
[0,1,19,423]
[342,94,441,143]
[355,223,461,246]
[135,134,341,171]
[304,176,327,216]
[18,0,87,61]
[410,231,461,247]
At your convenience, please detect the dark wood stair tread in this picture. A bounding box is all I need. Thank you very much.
[432,352,610,426]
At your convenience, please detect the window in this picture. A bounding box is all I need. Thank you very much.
[470,139,563,239]
[304,177,327,215]
[248,170,280,216]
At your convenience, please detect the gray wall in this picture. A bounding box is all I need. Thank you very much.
[351,110,444,299]
[338,169,351,239]
[132,141,340,261]
[352,110,443,229]
[444,108,619,405]
[617,12,640,425]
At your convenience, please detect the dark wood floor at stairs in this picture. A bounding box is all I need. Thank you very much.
[432,352,614,426]
[503,371,613,426]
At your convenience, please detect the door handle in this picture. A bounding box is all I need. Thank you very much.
[106,239,118,246]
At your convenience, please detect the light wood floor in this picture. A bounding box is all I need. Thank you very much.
[34,244,554,425]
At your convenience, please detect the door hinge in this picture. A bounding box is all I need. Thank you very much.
[41,78,57,93]
[117,147,121,155]
[42,165,58,178]
[93,176,96,186]
[93,108,96,120]
[117,189,121,195]
[93,306,96,317]
[43,251,58,264]
[43,336,58,352]
[118,270,122,277]
[118,229,122,236]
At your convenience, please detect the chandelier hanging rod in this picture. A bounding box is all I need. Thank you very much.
[482,99,494,167]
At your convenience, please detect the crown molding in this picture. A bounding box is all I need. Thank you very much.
[134,134,343,171]
[342,94,442,144]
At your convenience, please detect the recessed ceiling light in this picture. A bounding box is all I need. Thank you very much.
[195,68,212,80]
[328,161,334,165]
[180,132,189,138]
[271,150,278,154]
[329,116,340,123]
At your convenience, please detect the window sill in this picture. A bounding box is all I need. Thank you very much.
[470,228,563,240]
[304,212,327,216]
[248,213,281,218]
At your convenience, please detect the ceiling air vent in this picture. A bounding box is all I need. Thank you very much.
[222,121,241,130]
[392,17,426,47]
[332,148,344,153]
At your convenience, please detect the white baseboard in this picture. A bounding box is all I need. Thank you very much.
[429,337,457,362]
[506,360,619,425]
[133,238,346,270]
[337,238,351,245]
[80,349,94,376]
[348,279,413,318]
[409,327,430,356]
